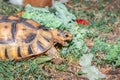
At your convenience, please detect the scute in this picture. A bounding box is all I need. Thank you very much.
[15,23,37,43]
[30,31,52,55]
[0,22,13,44]
[0,16,38,44]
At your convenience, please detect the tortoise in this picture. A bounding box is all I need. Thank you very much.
[0,15,72,64]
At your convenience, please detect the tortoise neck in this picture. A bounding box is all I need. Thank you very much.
[50,29,58,42]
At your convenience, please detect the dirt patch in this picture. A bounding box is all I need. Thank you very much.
[101,67,120,80]
[42,63,88,80]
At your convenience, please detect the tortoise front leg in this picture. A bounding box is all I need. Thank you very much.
[46,46,63,64]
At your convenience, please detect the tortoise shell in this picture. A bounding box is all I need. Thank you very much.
[0,15,52,60]
[0,15,72,63]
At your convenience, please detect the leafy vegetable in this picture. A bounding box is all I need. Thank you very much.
[23,5,63,28]
[91,39,120,66]
[79,53,106,80]
[22,2,91,59]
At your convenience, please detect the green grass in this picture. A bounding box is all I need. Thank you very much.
[0,57,49,80]
[0,0,22,15]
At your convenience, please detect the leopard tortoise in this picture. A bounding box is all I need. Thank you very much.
[0,15,72,64]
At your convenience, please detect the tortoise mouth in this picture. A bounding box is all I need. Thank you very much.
[60,40,70,46]
[54,40,68,46]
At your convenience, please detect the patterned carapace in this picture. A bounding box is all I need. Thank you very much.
[0,15,72,63]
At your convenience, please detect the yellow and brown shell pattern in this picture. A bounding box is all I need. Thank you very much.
[0,16,52,60]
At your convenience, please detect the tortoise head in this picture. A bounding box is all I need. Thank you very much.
[51,29,72,46]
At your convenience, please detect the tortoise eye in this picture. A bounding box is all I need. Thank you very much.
[65,34,69,37]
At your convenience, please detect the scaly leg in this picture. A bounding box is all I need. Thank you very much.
[46,46,63,64]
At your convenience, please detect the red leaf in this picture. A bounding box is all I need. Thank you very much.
[76,19,89,26]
